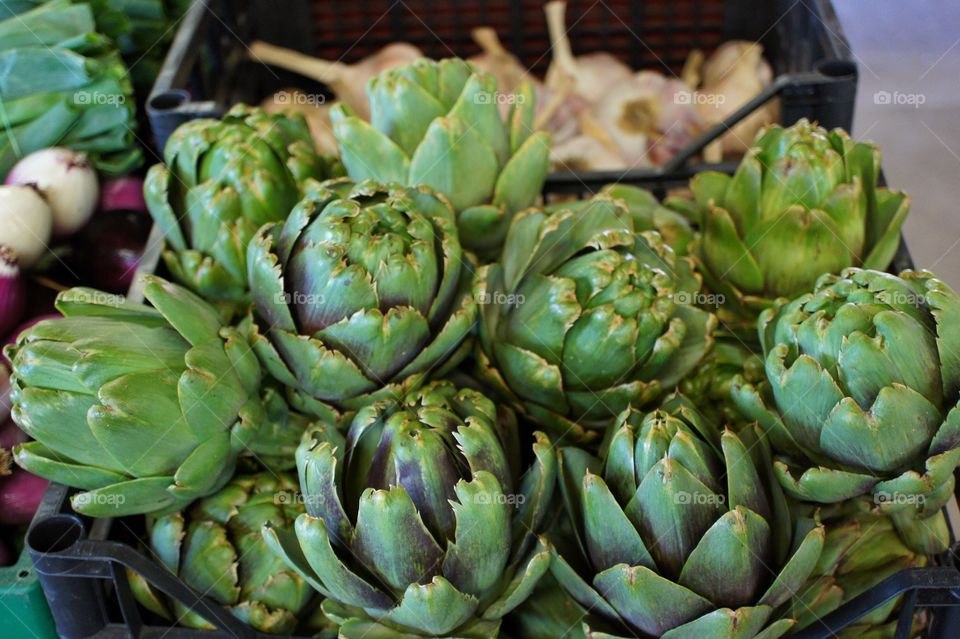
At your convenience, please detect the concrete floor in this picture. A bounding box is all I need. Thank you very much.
[834,1,960,286]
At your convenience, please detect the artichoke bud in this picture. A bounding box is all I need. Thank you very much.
[132,473,314,634]
[247,179,476,413]
[735,267,960,553]
[145,104,339,306]
[264,382,556,636]
[6,278,277,517]
[552,398,824,637]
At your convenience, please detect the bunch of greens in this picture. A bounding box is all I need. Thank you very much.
[0,0,141,177]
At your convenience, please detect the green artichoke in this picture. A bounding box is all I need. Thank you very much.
[263,382,556,638]
[131,473,315,634]
[689,119,909,320]
[331,57,551,256]
[246,178,477,416]
[732,268,960,548]
[787,499,940,639]
[678,339,764,431]
[551,398,825,638]
[599,183,696,256]
[5,277,272,516]
[476,195,716,443]
[145,104,341,305]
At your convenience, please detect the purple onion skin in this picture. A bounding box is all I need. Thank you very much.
[0,250,25,339]
[0,419,25,451]
[74,209,152,293]
[0,469,47,525]
[100,176,146,214]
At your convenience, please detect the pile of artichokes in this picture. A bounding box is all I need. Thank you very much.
[4,53,958,639]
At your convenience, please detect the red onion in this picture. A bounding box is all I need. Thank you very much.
[6,148,99,238]
[0,185,53,268]
[99,176,147,213]
[0,247,25,340]
[0,467,47,525]
[0,420,24,452]
[73,209,152,293]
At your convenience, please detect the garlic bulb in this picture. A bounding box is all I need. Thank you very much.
[592,71,703,167]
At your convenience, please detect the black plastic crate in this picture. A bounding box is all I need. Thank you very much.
[146,0,859,183]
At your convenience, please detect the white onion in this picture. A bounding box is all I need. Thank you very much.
[6,147,99,237]
[0,185,53,268]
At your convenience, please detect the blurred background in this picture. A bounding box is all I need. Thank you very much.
[837,0,960,287]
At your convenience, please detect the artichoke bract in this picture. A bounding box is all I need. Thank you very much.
[551,398,825,638]
[678,339,765,431]
[733,268,960,550]
[331,57,551,256]
[476,195,716,443]
[145,104,341,305]
[263,382,556,638]
[246,178,477,416]
[788,500,942,638]
[690,119,909,320]
[131,473,314,634]
[5,277,268,517]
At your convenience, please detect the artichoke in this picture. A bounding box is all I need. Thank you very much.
[550,398,825,638]
[131,473,315,634]
[262,382,556,638]
[732,268,960,549]
[678,339,764,430]
[476,195,716,443]
[246,178,477,416]
[787,500,939,639]
[599,183,696,256]
[331,57,551,256]
[145,104,341,305]
[689,119,909,319]
[5,277,272,516]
